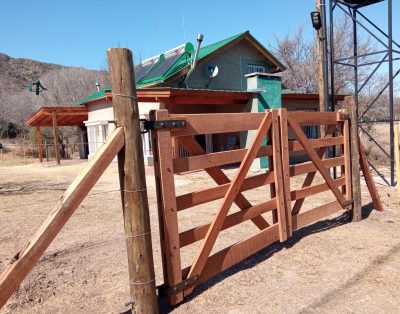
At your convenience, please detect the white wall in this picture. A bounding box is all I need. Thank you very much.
[85,100,162,163]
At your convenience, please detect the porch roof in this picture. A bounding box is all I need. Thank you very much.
[26,107,88,127]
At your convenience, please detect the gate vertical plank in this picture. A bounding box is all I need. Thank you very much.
[267,128,278,223]
[278,109,292,236]
[288,117,347,208]
[272,110,289,241]
[358,137,384,212]
[185,112,272,294]
[150,110,183,305]
[343,117,353,202]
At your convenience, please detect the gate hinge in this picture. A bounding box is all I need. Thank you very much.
[343,199,353,208]
[140,119,186,134]
[157,275,198,298]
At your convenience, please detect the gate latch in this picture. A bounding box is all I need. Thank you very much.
[140,119,186,134]
[157,275,198,298]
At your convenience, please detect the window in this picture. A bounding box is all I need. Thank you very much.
[299,109,318,139]
[247,64,266,74]
[86,123,109,156]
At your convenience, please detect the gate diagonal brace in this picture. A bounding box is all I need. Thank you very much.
[141,119,186,134]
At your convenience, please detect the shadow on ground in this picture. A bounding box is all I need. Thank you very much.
[121,204,377,314]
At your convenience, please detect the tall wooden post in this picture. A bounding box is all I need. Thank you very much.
[107,48,158,313]
[37,127,43,163]
[317,0,325,115]
[344,96,362,221]
[52,113,60,165]
[394,122,400,195]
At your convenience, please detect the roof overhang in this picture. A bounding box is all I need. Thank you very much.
[282,93,346,101]
[83,87,254,106]
[26,107,88,127]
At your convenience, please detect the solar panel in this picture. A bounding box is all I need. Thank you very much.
[134,57,160,83]
[143,46,188,81]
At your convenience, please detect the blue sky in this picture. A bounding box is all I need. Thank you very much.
[1,0,398,70]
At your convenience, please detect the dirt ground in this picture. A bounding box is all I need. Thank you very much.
[0,155,399,313]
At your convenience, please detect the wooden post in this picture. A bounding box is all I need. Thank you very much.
[394,122,400,195]
[52,113,60,165]
[344,96,362,221]
[317,0,325,116]
[107,48,158,313]
[37,127,43,163]
[45,141,49,162]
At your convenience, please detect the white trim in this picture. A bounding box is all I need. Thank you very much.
[84,120,110,126]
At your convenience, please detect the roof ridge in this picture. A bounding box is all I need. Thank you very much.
[199,31,247,51]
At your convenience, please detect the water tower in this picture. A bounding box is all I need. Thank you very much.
[327,0,398,186]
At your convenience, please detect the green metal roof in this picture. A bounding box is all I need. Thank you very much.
[198,32,245,60]
[78,31,255,105]
[76,87,110,106]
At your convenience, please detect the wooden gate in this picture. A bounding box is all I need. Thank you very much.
[151,108,352,305]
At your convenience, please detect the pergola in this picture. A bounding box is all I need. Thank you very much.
[26,107,88,164]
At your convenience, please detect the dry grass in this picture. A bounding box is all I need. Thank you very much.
[0,153,399,313]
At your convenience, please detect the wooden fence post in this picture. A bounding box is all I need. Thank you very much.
[52,113,60,165]
[394,122,400,195]
[344,96,362,221]
[107,48,158,313]
[37,126,43,163]
[45,141,49,162]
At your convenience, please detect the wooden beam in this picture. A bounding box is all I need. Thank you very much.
[173,146,272,173]
[181,224,280,288]
[176,157,344,211]
[150,110,184,305]
[292,200,342,230]
[272,110,290,241]
[52,112,60,165]
[0,127,124,309]
[278,109,292,237]
[170,112,266,136]
[179,198,277,247]
[342,112,353,201]
[185,112,272,293]
[37,127,43,163]
[107,48,158,313]
[344,96,362,221]
[358,137,384,212]
[173,136,344,174]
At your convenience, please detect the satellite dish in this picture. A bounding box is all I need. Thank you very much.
[204,64,219,78]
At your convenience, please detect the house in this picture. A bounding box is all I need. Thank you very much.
[27,31,344,169]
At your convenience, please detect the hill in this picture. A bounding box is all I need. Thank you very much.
[0,53,109,138]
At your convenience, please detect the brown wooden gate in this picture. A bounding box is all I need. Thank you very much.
[151,108,352,305]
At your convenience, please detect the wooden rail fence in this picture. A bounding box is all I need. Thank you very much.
[151,106,383,305]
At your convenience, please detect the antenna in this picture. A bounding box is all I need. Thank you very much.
[181,7,186,42]
[154,18,160,53]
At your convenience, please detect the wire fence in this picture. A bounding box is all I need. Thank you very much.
[0,142,103,164]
